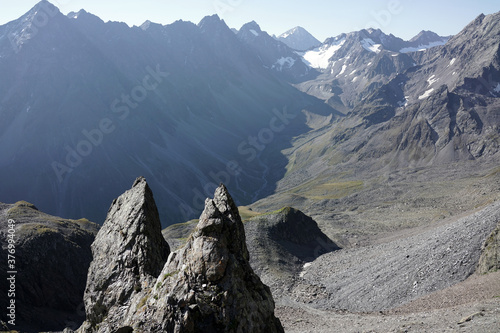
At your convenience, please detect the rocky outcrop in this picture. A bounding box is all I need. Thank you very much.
[477,221,500,274]
[245,206,339,273]
[244,207,340,301]
[0,201,99,332]
[78,177,170,332]
[78,180,283,332]
[162,206,340,302]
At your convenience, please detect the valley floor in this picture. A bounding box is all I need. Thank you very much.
[277,271,500,333]
[271,198,500,332]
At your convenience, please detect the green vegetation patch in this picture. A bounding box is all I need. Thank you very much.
[7,201,38,218]
[162,270,180,281]
[260,206,292,216]
[137,295,149,308]
[303,180,364,200]
[238,206,262,221]
[19,223,57,235]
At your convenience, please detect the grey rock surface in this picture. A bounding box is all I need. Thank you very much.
[163,206,340,301]
[79,177,170,332]
[78,181,283,332]
[126,184,284,332]
[298,200,500,312]
[245,207,339,298]
[477,220,500,274]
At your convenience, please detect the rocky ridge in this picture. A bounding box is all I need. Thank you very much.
[237,21,317,82]
[250,12,500,245]
[0,200,99,332]
[244,207,339,297]
[77,179,283,332]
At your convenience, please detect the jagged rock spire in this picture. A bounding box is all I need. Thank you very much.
[77,182,283,333]
[128,183,284,332]
[79,177,170,331]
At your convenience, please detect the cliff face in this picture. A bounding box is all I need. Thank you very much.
[0,201,99,332]
[78,180,283,332]
[79,177,171,331]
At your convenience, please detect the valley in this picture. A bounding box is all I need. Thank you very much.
[0,1,499,332]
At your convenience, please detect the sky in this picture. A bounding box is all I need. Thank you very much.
[0,0,499,42]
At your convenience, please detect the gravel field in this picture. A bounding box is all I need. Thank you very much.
[274,201,500,332]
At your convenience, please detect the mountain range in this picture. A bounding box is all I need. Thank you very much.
[0,1,498,231]
[1,2,500,331]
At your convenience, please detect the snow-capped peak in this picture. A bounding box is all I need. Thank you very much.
[277,26,321,51]
[238,21,263,40]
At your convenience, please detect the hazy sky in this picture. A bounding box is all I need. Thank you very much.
[1,0,499,41]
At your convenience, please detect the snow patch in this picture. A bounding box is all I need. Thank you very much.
[399,40,447,53]
[418,88,435,100]
[249,29,259,36]
[272,57,295,71]
[338,64,347,75]
[352,76,358,82]
[427,75,439,86]
[301,38,346,69]
[300,262,312,278]
[398,96,409,107]
[494,83,500,93]
[448,58,456,67]
[349,69,357,76]
[361,38,382,53]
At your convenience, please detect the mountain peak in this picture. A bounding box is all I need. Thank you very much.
[4,0,62,53]
[196,183,249,259]
[81,176,171,330]
[198,13,223,28]
[198,14,234,37]
[238,20,264,39]
[67,8,104,25]
[139,19,153,30]
[67,9,86,19]
[277,25,320,51]
[241,20,262,31]
[364,27,383,35]
[33,0,54,8]
[27,0,60,18]
[409,30,441,42]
